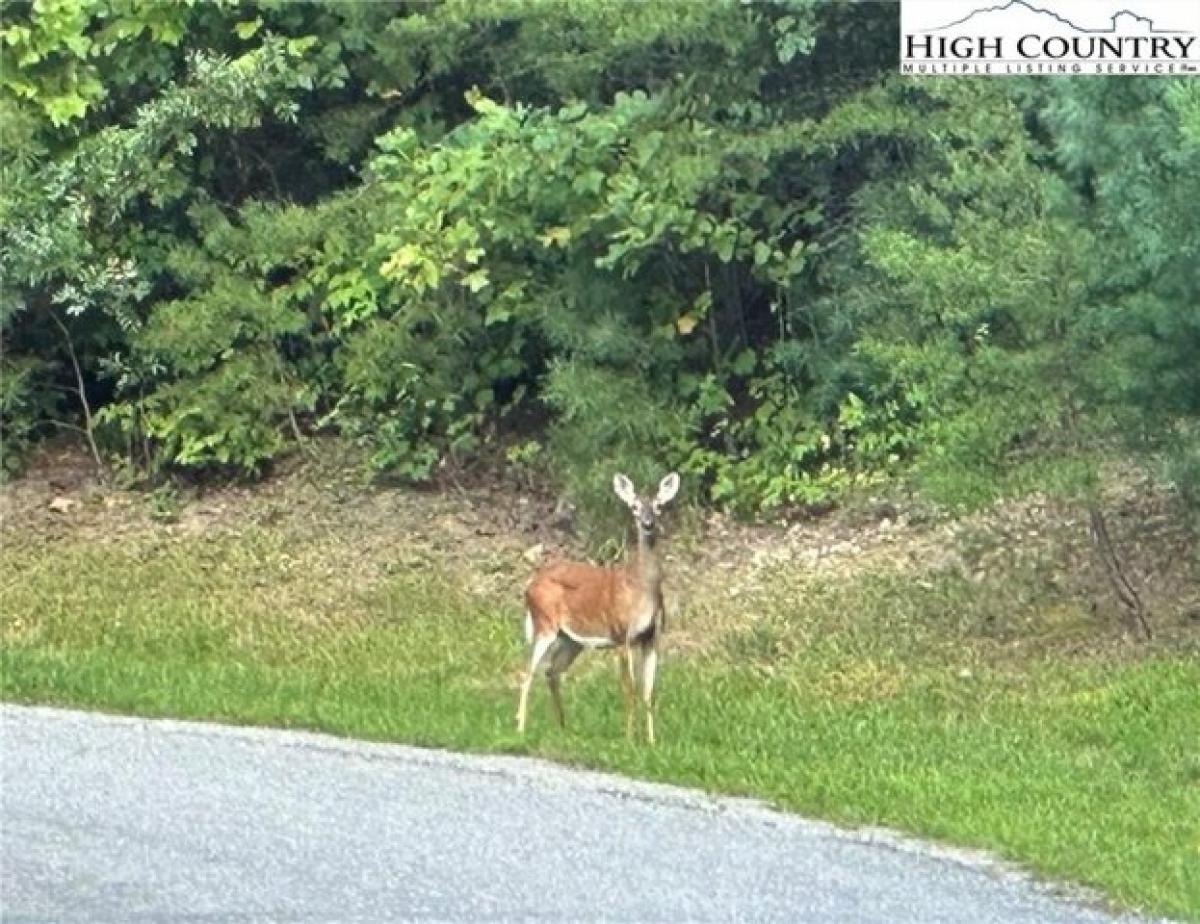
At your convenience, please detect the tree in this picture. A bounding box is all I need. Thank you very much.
[1044,79,1200,509]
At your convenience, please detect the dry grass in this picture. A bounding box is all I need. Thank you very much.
[5,441,1197,662]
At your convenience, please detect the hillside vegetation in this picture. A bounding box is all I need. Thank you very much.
[3,2,1199,531]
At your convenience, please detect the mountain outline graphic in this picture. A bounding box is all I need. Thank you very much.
[925,0,1187,34]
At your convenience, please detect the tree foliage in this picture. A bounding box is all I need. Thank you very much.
[1,1,1194,524]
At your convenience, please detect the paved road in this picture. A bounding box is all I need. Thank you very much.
[2,706,1156,923]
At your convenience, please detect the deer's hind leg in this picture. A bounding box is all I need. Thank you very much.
[545,635,581,728]
[517,631,556,733]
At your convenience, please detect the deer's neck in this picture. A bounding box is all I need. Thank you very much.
[630,529,663,593]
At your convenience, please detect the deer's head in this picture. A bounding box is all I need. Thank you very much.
[613,472,680,540]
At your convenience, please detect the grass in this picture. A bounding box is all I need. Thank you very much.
[3,521,1198,921]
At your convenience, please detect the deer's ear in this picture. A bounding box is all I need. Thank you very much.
[612,473,638,508]
[654,472,680,508]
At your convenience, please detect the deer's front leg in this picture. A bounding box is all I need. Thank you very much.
[640,640,659,745]
[617,646,637,739]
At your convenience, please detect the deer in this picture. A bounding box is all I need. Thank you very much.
[516,472,680,745]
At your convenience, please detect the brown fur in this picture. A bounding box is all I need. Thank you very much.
[516,472,679,743]
[526,560,656,645]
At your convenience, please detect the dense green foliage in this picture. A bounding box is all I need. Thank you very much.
[3,1,1197,518]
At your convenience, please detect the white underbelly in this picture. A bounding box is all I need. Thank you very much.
[559,626,617,649]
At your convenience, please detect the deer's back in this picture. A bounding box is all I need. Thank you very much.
[526,561,639,644]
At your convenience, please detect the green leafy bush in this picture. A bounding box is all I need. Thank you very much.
[3,1,1198,523]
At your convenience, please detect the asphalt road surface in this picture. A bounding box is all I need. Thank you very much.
[2,705,1158,923]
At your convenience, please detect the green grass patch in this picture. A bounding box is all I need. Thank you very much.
[3,532,1198,920]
